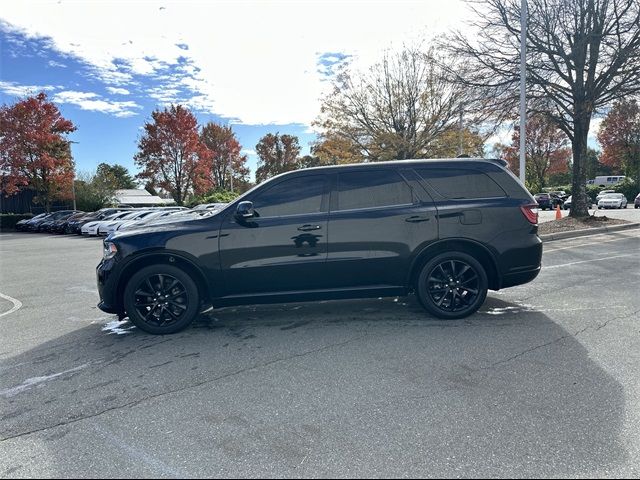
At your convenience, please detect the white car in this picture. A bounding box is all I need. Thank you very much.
[117,210,179,231]
[98,210,156,236]
[595,190,616,203]
[81,211,133,236]
[597,193,628,209]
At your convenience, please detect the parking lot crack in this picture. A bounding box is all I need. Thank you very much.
[0,333,368,443]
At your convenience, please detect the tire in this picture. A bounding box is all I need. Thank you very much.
[416,252,488,320]
[123,264,200,334]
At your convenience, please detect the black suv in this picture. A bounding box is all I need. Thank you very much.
[97,159,542,334]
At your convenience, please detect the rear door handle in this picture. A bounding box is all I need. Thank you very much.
[297,224,322,231]
[405,215,431,223]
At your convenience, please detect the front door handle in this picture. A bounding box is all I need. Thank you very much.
[297,224,322,231]
[405,215,431,223]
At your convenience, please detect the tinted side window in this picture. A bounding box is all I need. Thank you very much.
[415,167,506,199]
[252,175,327,217]
[337,170,414,211]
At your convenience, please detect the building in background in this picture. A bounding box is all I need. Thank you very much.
[114,189,175,207]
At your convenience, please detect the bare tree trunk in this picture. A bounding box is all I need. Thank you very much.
[570,115,591,217]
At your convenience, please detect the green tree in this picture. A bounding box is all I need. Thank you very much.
[95,163,137,189]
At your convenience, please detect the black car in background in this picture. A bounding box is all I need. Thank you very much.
[534,193,563,210]
[49,211,86,233]
[37,211,82,233]
[15,213,47,231]
[97,158,543,335]
[22,210,76,232]
[67,208,132,234]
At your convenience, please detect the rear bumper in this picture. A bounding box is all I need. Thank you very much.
[500,266,541,289]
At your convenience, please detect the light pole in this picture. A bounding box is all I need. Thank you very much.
[458,104,464,156]
[227,162,234,192]
[72,174,77,210]
[519,0,527,184]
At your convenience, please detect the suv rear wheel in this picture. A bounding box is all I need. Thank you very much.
[123,264,200,334]
[416,252,488,320]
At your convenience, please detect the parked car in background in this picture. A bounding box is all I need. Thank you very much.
[15,213,47,231]
[26,210,77,232]
[635,193,640,209]
[83,211,136,236]
[49,211,86,233]
[98,209,158,236]
[69,208,132,234]
[562,195,572,210]
[97,158,542,334]
[192,203,227,212]
[549,190,569,201]
[37,211,82,233]
[588,175,626,186]
[595,190,616,204]
[534,193,562,210]
[597,193,628,209]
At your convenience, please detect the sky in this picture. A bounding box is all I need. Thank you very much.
[0,1,600,183]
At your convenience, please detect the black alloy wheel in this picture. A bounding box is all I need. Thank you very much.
[124,264,200,334]
[417,252,488,320]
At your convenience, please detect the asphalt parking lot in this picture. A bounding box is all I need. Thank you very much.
[538,205,639,223]
[1,230,639,478]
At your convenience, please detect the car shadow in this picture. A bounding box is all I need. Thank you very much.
[0,296,627,477]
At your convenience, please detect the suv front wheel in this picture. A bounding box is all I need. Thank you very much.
[123,264,200,334]
[416,252,488,320]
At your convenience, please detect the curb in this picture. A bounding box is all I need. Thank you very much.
[540,222,640,242]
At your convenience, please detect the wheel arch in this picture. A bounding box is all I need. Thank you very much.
[115,251,211,313]
[408,239,500,291]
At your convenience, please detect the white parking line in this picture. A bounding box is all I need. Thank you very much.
[0,363,90,397]
[0,292,22,318]
[544,253,636,269]
[545,232,640,252]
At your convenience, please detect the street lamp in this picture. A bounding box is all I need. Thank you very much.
[519,0,527,184]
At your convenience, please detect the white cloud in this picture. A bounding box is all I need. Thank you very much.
[52,90,142,117]
[0,1,469,125]
[47,60,67,68]
[0,80,56,97]
[106,87,130,95]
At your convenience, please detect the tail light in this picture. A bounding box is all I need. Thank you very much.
[520,204,539,225]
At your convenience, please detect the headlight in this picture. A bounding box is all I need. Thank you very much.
[103,241,118,260]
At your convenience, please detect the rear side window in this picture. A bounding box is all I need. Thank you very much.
[415,167,506,199]
[337,170,414,211]
[252,175,327,217]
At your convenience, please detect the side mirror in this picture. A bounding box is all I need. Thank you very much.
[235,201,255,219]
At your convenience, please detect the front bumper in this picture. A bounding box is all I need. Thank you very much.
[96,257,122,314]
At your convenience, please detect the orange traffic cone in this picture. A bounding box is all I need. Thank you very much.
[555,204,562,220]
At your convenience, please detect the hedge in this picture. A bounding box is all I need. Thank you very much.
[0,213,33,231]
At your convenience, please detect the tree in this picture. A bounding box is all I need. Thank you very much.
[95,163,137,190]
[597,99,640,189]
[134,105,210,205]
[501,114,571,193]
[447,0,640,217]
[0,92,75,211]
[315,46,478,162]
[311,133,365,165]
[255,133,301,182]
[198,122,250,192]
[427,127,485,158]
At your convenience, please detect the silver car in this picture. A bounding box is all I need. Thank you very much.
[597,193,628,209]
